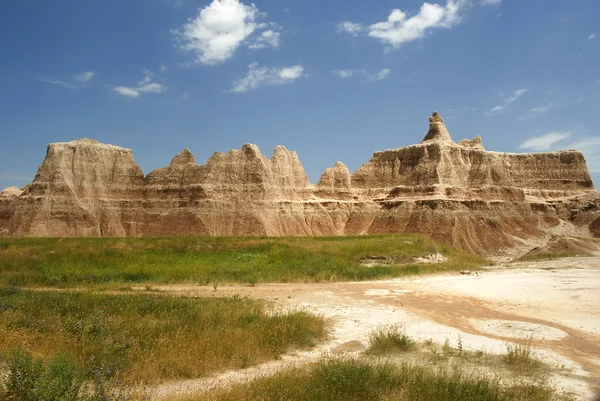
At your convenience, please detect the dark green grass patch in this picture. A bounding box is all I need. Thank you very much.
[0,235,487,287]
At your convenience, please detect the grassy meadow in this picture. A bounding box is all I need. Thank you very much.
[0,287,327,387]
[0,235,487,287]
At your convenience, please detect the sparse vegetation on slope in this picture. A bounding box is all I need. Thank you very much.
[0,287,327,386]
[0,235,486,287]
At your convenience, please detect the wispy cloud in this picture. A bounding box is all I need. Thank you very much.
[38,71,95,89]
[481,0,501,5]
[485,89,528,115]
[588,33,596,40]
[113,72,166,98]
[332,68,391,82]
[369,68,391,81]
[75,71,95,83]
[529,103,552,114]
[248,29,281,50]
[333,69,356,79]
[519,131,571,151]
[173,0,281,66]
[231,62,304,92]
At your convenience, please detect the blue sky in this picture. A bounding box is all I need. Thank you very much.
[1,0,599,188]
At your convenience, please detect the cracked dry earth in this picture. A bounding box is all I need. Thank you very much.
[139,257,600,401]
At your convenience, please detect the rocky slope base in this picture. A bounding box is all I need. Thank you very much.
[2,112,599,255]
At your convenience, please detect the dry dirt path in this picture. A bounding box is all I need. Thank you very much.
[139,257,600,401]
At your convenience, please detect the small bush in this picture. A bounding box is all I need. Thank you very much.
[504,337,541,373]
[3,348,83,401]
[367,325,415,354]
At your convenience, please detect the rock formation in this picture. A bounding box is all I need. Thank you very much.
[1,112,599,254]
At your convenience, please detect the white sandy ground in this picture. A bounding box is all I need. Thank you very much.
[138,257,600,401]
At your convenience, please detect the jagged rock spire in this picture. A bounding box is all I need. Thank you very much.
[169,149,196,166]
[421,111,453,143]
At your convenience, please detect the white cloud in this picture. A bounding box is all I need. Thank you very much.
[337,1,501,49]
[588,33,596,40]
[39,77,75,89]
[485,88,528,115]
[113,87,141,98]
[159,65,168,72]
[332,68,392,82]
[529,103,551,114]
[75,71,95,83]
[336,21,364,36]
[333,70,356,79]
[39,71,96,89]
[366,1,465,48]
[231,62,304,92]
[519,131,571,151]
[113,74,166,98]
[174,0,280,65]
[369,68,391,81]
[248,29,280,49]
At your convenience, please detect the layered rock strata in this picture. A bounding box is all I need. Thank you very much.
[1,113,598,254]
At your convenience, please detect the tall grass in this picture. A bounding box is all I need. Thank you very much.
[0,235,487,287]
[185,357,573,401]
[367,325,415,354]
[0,287,327,384]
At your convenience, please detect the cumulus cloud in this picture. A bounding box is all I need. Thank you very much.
[368,2,464,48]
[336,21,364,36]
[336,0,470,50]
[231,62,304,92]
[519,132,571,151]
[113,72,166,98]
[485,89,528,115]
[39,71,96,89]
[174,0,281,65]
[337,1,501,49]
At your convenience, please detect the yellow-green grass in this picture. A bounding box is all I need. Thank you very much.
[0,287,327,384]
[0,235,487,287]
[182,357,573,401]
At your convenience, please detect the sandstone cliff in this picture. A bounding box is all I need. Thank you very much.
[1,113,598,254]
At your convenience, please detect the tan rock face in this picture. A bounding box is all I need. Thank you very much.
[0,187,22,198]
[1,113,598,254]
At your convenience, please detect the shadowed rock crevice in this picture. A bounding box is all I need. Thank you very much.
[1,112,598,254]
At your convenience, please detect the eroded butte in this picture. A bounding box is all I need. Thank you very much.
[1,112,599,255]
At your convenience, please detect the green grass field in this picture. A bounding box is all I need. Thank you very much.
[0,235,486,287]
